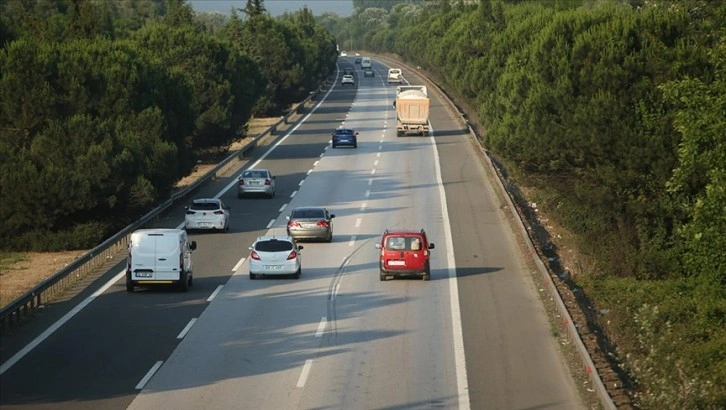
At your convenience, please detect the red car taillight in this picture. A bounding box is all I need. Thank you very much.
[288,221,300,228]
[213,210,225,215]
[264,179,271,185]
[287,250,298,260]
[238,179,244,186]
[317,221,329,228]
[250,251,261,260]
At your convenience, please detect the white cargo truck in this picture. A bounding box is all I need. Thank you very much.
[395,85,430,136]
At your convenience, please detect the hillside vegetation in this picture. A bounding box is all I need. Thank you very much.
[0,0,337,250]
[319,0,725,408]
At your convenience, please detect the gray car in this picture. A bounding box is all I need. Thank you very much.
[237,169,276,198]
[286,207,335,242]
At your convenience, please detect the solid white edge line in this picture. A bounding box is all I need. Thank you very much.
[279,203,287,212]
[430,125,471,410]
[207,285,224,302]
[296,359,314,388]
[1,80,341,376]
[315,317,327,337]
[0,268,126,375]
[266,219,275,229]
[136,360,164,390]
[177,318,198,339]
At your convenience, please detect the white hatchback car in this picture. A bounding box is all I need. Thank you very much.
[341,74,354,86]
[248,236,303,279]
[184,198,230,232]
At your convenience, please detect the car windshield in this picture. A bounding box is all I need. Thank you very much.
[292,209,325,219]
[335,129,354,136]
[255,240,293,252]
[190,202,220,211]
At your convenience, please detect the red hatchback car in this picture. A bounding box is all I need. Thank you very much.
[376,229,435,281]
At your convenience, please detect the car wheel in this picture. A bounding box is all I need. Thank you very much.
[423,263,431,281]
[188,273,193,287]
[250,272,257,280]
[326,233,333,243]
[294,267,301,279]
[179,271,189,292]
[332,143,337,148]
[353,143,357,148]
[379,271,387,281]
[126,275,134,293]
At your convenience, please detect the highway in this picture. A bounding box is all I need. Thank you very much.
[0,57,584,410]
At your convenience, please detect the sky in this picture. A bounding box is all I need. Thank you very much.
[189,0,354,17]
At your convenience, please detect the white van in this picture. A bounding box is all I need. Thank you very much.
[361,57,372,69]
[126,228,197,292]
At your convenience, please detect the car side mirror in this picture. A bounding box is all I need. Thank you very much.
[355,132,359,136]
[248,246,254,251]
[428,243,435,249]
[330,214,336,218]
[375,244,382,249]
[190,241,197,251]
[298,246,304,250]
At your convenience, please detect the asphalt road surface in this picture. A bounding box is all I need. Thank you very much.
[0,57,584,410]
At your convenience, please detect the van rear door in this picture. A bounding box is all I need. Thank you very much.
[152,235,182,281]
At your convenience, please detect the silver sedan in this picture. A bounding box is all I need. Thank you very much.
[237,169,276,198]
[286,207,335,242]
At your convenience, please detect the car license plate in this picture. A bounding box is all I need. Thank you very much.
[135,271,153,277]
[388,261,406,266]
[264,265,282,270]
[302,223,316,228]
[251,181,260,185]
[200,222,210,227]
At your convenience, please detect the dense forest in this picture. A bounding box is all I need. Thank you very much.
[318,0,725,408]
[0,0,337,250]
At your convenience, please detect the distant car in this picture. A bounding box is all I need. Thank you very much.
[331,127,358,148]
[364,68,374,77]
[237,168,276,198]
[375,229,435,281]
[343,67,354,75]
[341,74,355,86]
[184,198,230,232]
[248,236,303,279]
[387,68,403,84]
[340,51,348,57]
[287,207,335,242]
[355,57,362,64]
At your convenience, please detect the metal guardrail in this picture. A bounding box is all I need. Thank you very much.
[0,84,327,331]
[372,53,617,409]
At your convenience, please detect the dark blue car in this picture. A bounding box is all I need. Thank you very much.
[331,128,358,148]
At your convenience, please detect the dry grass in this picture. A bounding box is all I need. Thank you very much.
[1,116,281,310]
